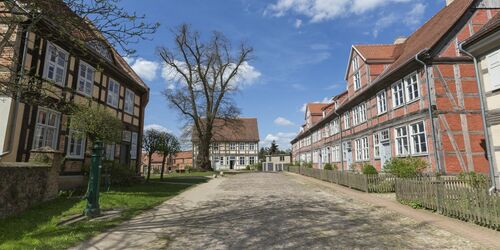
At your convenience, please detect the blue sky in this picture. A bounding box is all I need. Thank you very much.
[119,0,445,149]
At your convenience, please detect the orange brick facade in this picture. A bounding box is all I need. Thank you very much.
[291,3,499,175]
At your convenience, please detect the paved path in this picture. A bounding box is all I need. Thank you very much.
[73,173,496,249]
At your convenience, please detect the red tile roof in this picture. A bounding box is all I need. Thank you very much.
[307,103,329,115]
[353,44,403,62]
[192,118,259,142]
[463,12,500,48]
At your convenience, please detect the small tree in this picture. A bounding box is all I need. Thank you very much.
[269,140,279,155]
[142,129,163,182]
[158,132,181,180]
[69,104,122,217]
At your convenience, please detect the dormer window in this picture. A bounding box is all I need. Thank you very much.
[87,40,113,62]
[352,56,361,91]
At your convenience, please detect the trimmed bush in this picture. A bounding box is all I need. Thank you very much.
[383,157,427,178]
[102,161,138,186]
[324,163,333,170]
[362,164,378,175]
[458,171,488,189]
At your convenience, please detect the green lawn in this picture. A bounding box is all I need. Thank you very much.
[0,178,209,249]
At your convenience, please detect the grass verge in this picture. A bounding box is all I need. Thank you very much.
[0,177,209,249]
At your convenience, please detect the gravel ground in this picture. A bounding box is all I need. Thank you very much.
[73,172,485,250]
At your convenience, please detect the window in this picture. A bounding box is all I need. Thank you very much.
[130,132,138,160]
[44,42,68,86]
[331,119,340,134]
[249,156,255,165]
[124,88,134,114]
[239,142,245,150]
[352,56,359,71]
[343,112,350,129]
[354,137,369,161]
[376,90,387,115]
[353,72,361,90]
[249,143,256,150]
[220,156,224,165]
[280,156,285,161]
[410,121,427,154]
[352,103,367,126]
[380,129,390,141]
[77,61,94,96]
[230,143,236,150]
[332,145,341,162]
[213,143,219,151]
[392,81,405,107]
[487,49,500,91]
[405,73,420,102]
[107,79,120,108]
[67,130,85,159]
[395,126,409,156]
[239,156,245,165]
[105,144,115,160]
[373,133,380,159]
[33,108,60,149]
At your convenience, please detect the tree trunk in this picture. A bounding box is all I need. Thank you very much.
[147,152,153,182]
[197,139,212,171]
[160,154,166,180]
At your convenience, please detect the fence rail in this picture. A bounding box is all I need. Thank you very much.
[395,177,500,229]
[285,166,394,193]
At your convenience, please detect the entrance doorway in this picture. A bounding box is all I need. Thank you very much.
[380,142,392,169]
[229,156,235,170]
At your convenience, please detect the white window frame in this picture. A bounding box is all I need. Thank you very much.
[239,142,245,150]
[249,143,256,150]
[409,121,428,155]
[392,81,405,108]
[66,129,86,159]
[230,143,236,150]
[105,143,115,161]
[107,78,120,108]
[354,137,369,161]
[487,48,500,91]
[43,42,69,86]
[239,156,245,165]
[373,133,380,159]
[352,103,367,126]
[124,88,134,114]
[376,90,387,115]
[77,60,94,97]
[130,132,138,160]
[332,144,341,162]
[33,107,60,149]
[395,126,409,156]
[353,72,361,91]
[405,72,420,103]
[249,156,255,165]
[343,112,350,129]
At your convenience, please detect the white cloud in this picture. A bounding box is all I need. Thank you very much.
[404,3,426,26]
[274,117,295,126]
[161,61,261,89]
[262,132,297,149]
[266,0,410,23]
[126,57,159,81]
[373,13,397,38]
[144,124,170,133]
[294,19,303,28]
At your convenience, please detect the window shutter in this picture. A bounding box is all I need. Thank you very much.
[487,49,500,91]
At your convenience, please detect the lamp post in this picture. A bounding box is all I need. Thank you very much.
[85,140,103,217]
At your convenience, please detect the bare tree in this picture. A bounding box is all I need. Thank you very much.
[142,129,162,182]
[0,0,159,110]
[159,24,253,170]
[158,132,180,180]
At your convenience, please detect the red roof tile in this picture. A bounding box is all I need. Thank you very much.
[353,44,403,62]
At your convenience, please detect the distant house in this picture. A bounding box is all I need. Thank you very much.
[462,12,500,185]
[262,154,292,172]
[141,150,193,174]
[192,118,259,170]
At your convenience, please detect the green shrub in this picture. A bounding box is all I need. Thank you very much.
[332,164,338,170]
[383,157,427,178]
[305,162,313,168]
[458,171,488,189]
[245,165,251,170]
[256,163,263,171]
[362,164,378,175]
[324,163,333,170]
[102,161,138,186]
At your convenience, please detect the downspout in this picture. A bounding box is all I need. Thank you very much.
[459,43,497,193]
[333,109,344,171]
[415,49,443,174]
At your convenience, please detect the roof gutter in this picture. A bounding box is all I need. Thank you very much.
[458,42,497,193]
[414,48,443,174]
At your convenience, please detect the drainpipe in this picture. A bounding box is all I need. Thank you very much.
[333,110,344,171]
[458,43,497,192]
[415,49,443,174]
